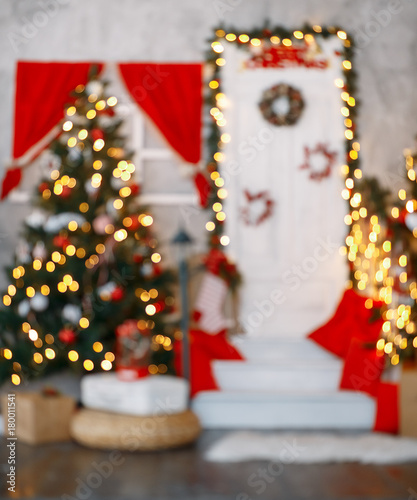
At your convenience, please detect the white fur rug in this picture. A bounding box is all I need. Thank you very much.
[205,431,417,464]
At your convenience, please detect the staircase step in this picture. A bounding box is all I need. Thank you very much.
[230,336,338,362]
[212,359,343,392]
[192,391,376,430]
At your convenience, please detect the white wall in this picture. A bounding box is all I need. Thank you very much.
[0,0,416,285]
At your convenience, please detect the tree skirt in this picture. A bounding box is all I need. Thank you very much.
[204,431,417,464]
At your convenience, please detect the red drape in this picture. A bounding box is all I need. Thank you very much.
[2,61,207,203]
[308,289,399,433]
[174,329,244,396]
[118,63,202,165]
[1,61,104,199]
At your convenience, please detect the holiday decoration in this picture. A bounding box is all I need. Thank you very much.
[258,83,304,126]
[193,273,229,334]
[205,25,351,339]
[308,288,397,432]
[174,329,243,396]
[58,328,76,345]
[1,391,76,445]
[240,189,275,226]
[0,71,177,385]
[246,42,328,70]
[299,143,338,181]
[115,320,151,381]
[80,373,189,416]
[373,147,417,364]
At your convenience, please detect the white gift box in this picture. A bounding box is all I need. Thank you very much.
[81,373,189,416]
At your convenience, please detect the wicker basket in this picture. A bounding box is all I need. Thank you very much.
[70,408,201,451]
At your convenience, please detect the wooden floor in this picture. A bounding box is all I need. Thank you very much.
[1,432,417,500]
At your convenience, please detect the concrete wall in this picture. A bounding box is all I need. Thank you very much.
[0,0,416,285]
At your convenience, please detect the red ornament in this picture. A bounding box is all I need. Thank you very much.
[116,319,141,337]
[58,328,76,344]
[111,286,125,302]
[38,182,49,193]
[102,107,115,117]
[91,129,104,141]
[133,254,143,264]
[397,208,408,225]
[152,263,162,276]
[128,217,140,231]
[61,186,72,198]
[130,184,140,196]
[53,235,70,249]
[154,300,165,313]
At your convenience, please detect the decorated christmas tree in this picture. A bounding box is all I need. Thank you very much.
[0,72,177,385]
[376,146,417,364]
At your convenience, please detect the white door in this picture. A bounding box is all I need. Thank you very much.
[219,38,349,338]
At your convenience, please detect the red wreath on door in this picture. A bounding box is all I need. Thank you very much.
[241,190,275,226]
[299,143,337,181]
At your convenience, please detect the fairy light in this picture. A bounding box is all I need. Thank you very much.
[78,129,88,140]
[114,229,127,242]
[93,139,105,152]
[105,352,115,362]
[211,41,224,53]
[95,99,106,111]
[79,317,89,329]
[93,342,103,353]
[68,350,79,362]
[101,360,112,371]
[28,329,38,341]
[45,348,56,360]
[146,304,156,316]
[63,121,73,131]
[66,106,76,116]
[151,253,161,263]
[83,360,94,371]
[86,109,96,119]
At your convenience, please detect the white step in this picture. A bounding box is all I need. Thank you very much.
[212,359,343,392]
[230,336,338,362]
[192,391,376,430]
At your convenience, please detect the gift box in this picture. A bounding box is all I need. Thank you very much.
[400,365,417,438]
[1,391,76,445]
[81,373,189,416]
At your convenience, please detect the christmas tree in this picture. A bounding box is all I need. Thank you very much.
[376,146,417,364]
[0,72,177,385]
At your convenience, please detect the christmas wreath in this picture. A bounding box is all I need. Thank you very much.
[258,83,304,126]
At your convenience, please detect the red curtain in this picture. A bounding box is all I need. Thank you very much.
[118,63,202,164]
[2,61,205,202]
[309,289,398,433]
[2,62,104,199]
